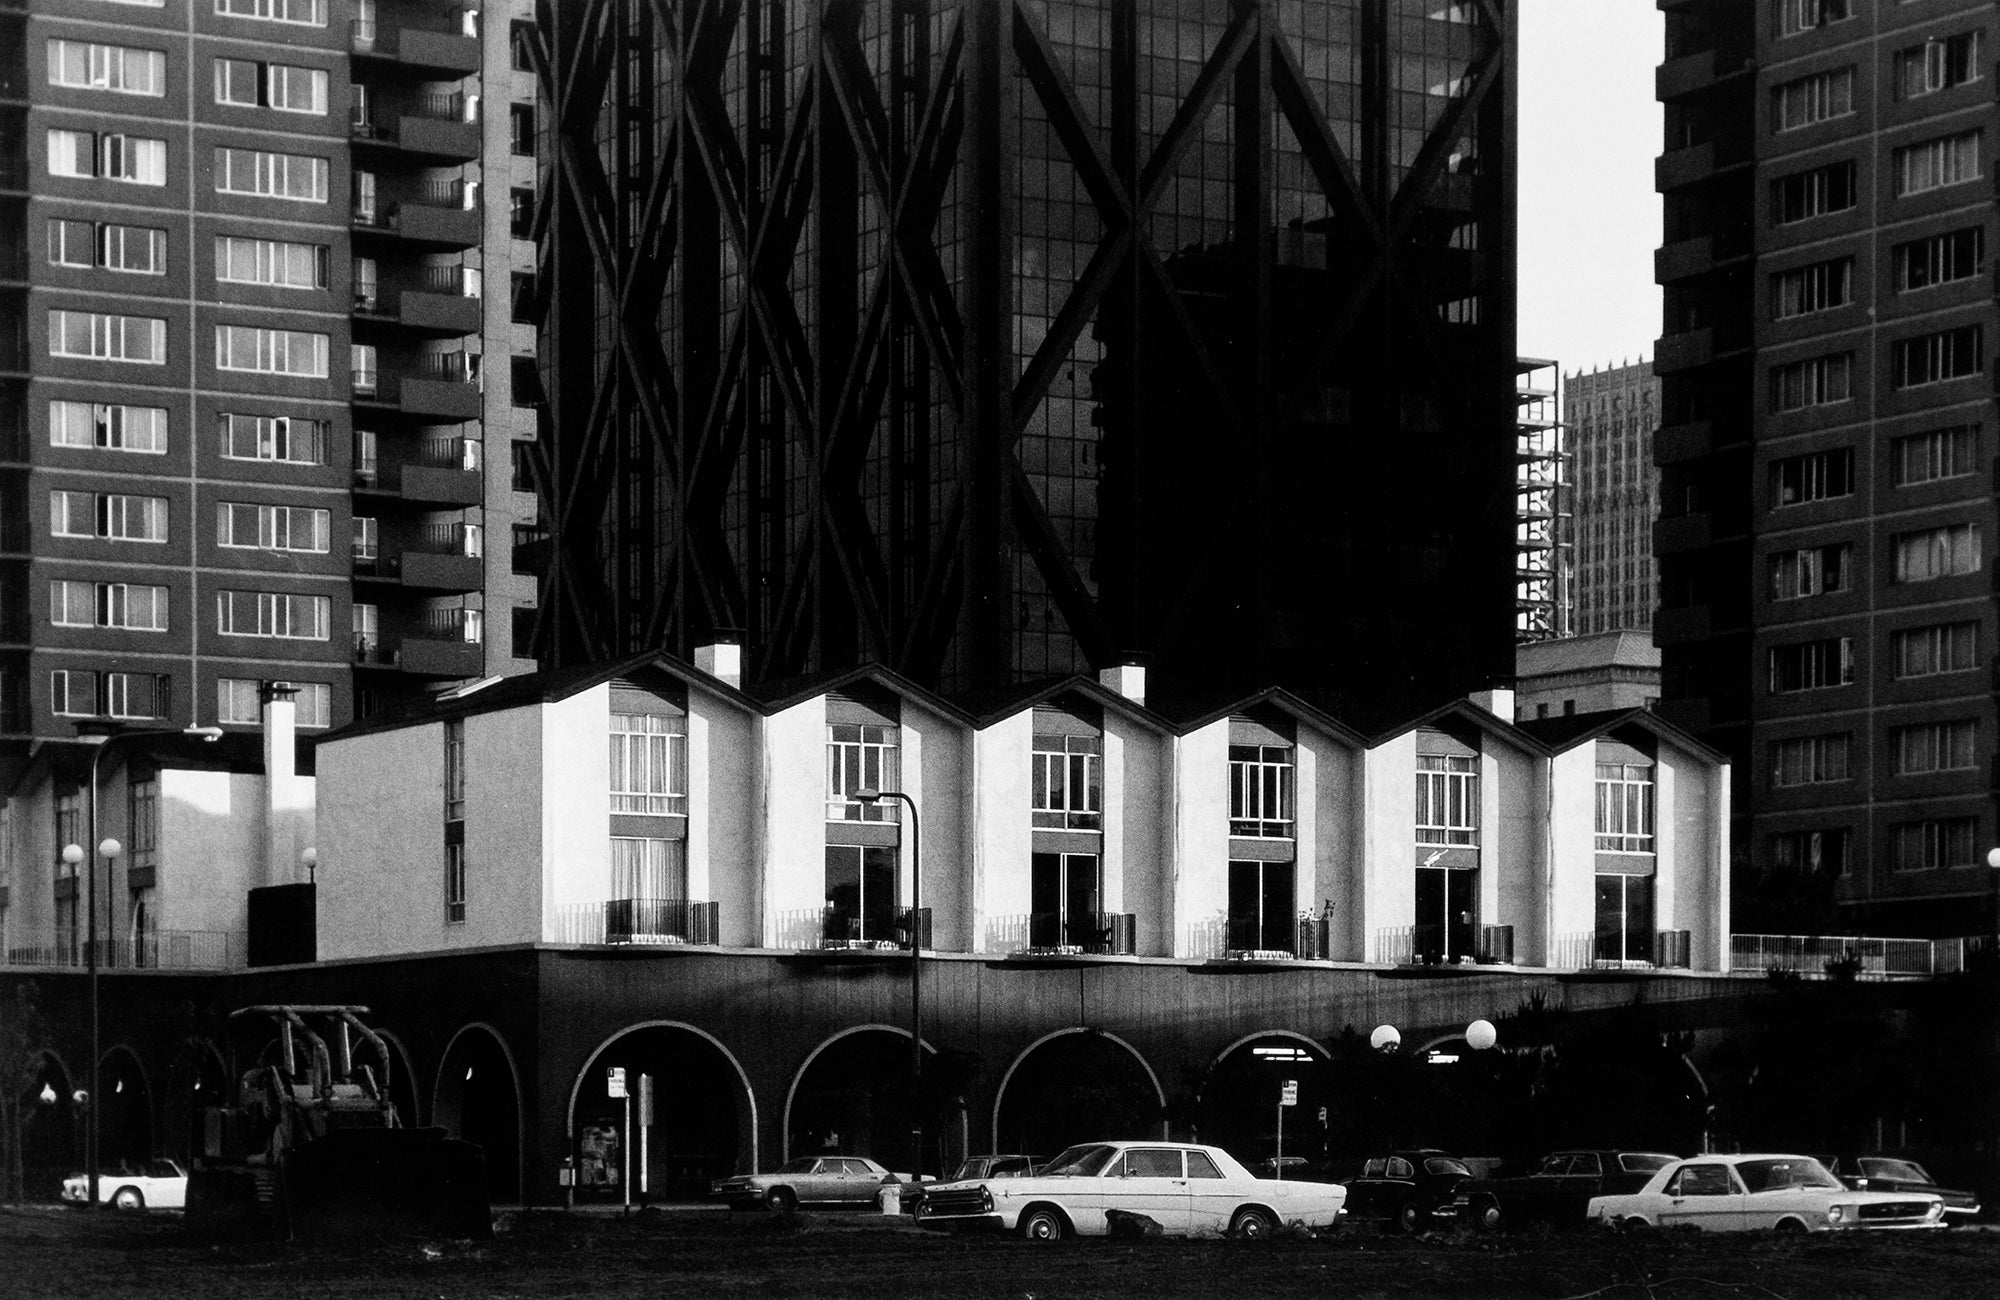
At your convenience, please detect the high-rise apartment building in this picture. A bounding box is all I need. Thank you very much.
[1566,359,1659,636]
[1656,0,1996,933]
[0,0,537,781]
[527,0,1520,723]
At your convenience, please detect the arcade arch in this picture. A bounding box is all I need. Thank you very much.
[433,1024,524,1204]
[566,1021,756,1202]
[991,1029,1166,1156]
[783,1025,938,1174]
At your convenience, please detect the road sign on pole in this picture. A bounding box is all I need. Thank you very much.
[607,1066,627,1098]
[1279,1079,1298,1107]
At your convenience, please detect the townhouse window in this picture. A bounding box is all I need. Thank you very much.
[1892,228,1983,293]
[1032,735,1101,830]
[1891,622,1979,678]
[1768,448,1852,507]
[46,40,166,96]
[611,837,687,902]
[1228,859,1296,955]
[1778,0,1849,38]
[52,669,171,721]
[217,677,329,726]
[1768,353,1850,412]
[1771,160,1855,224]
[48,580,169,631]
[1595,763,1655,852]
[1892,523,1980,582]
[826,723,897,822]
[216,502,329,553]
[824,845,897,942]
[1770,257,1851,318]
[1767,637,1853,693]
[1891,425,1977,486]
[49,310,165,364]
[1030,851,1102,950]
[215,0,328,27]
[509,188,535,239]
[47,130,166,185]
[1892,721,1977,776]
[128,777,158,872]
[56,793,81,865]
[610,712,687,816]
[215,324,329,377]
[445,718,466,922]
[1415,754,1477,846]
[215,589,330,640]
[216,236,329,290]
[1891,326,1982,389]
[351,516,377,562]
[1229,745,1294,838]
[47,220,166,275]
[218,413,327,465]
[1890,817,1976,871]
[509,103,535,155]
[213,58,328,114]
[1894,32,1980,99]
[1770,734,1850,787]
[49,401,166,454]
[213,146,328,202]
[1769,828,1849,877]
[1893,130,1981,197]
[1771,67,1853,132]
[49,490,168,542]
[1594,874,1654,965]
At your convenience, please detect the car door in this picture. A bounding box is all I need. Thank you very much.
[1558,1152,1603,1220]
[799,1159,840,1203]
[1108,1147,1190,1232]
[1182,1148,1239,1232]
[1656,1162,1744,1230]
[143,1159,185,1209]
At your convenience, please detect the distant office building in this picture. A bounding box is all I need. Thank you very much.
[1566,360,1659,635]
[1514,630,1661,722]
[1516,358,1572,643]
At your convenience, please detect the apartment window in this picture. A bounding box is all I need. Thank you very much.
[213,58,328,114]
[217,678,331,727]
[1893,721,1977,777]
[49,580,169,631]
[1033,735,1103,831]
[1892,326,1983,389]
[1228,859,1295,954]
[351,516,376,562]
[215,589,330,640]
[1768,637,1854,693]
[1772,67,1853,131]
[825,845,896,942]
[1416,753,1477,846]
[46,40,166,96]
[444,841,467,924]
[49,401,166,454]
[216,502,330,553]
[49,491,167,542]
[444,718,466,820]
[1770,734,1850,787]
[1770,258,1851,319]
[509,103,535,155]
[1595,875,1654,965]
[609,712,688,816]
[1769,541,1850,600]
[1594,763,1655,852]
[218,413,327,465]
[510,355,543,407]
[1031,851,1103,949]
[351,344,378,396]
[216,235,329,290]
[510,272,536,324]
[1778,0,1850,38]
[1891,622,1979,678]
[215,0,328,26]
[214,146,328,202]
[352,601,378,657]
[1769,353,1850,411]
[47,130,166,185]
[1893,228,1983,293]
[1894,31,1980,98]
[1229,744,1294,838]
[215,324,329,377]
[51,669,170,721]
[1769,828,1849,877]
[1892,426,1977,486]
[47,220,166,275]
[128,778,158,873]
[1892,523,1981,582]
[1772,160,1856,224]
[1894,130,1982,197]
[826,724,898,821]
[1768,449,1852,507]
[1891,817,1977,871]
[49,310,165,364]
[610,837,687,902]
[509,188,535,239]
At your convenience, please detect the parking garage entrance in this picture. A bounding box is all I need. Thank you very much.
[571,1024,751,1203]
[993,1030,1164,1159]
[1196,1034,1333,1174]
[786,1028,936,1177]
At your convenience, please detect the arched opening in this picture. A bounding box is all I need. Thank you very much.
[18,1054,78,1202]
[96,1046,153,1170]
[785,1027,937,1176]
[1195,1033,1333,1175]
[433,1025,523,1204]
[992,1030,1165,1157]
[354,1030,420,1129]
[163,1041,226,1169]
[568,1023,755,1203]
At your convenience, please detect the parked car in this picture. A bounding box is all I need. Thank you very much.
[1587,1154,1946,1233]
[1340,1149,1474,1233]
[1461,1149,1678,1231]
[905,1155,1036,1213]
[1825,1156,1980,1224]
[62,1158,187,1210]
[709,1155,901,1210]
[914,1140,1346,1239]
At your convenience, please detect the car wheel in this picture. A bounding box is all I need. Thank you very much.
[1019,1205,1067,1241]
[1619,1216,1651,1234]
[1230,1206,1278,1239]
[112,1187,144,1211]
[1471,1197,1503,1233]
[764,1186,797,1212]
[1396,1201,1423,1235]
[1774,1218,1808,1236]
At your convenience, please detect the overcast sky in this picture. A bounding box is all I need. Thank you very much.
[1518,0,1665,374]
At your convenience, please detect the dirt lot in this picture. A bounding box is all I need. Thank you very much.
[2,1204,1996,1300]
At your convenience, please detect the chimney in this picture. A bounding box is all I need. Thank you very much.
[1098,664,1146,706]
[694,642,742,688]
[1469,685,1516,721]
[260,682,310,886]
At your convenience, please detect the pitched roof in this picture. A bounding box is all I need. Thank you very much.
[1514,707,1728,764]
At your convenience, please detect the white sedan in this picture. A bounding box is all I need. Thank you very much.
[915,1140,1345,1239]
[1588,1154,1944,1234]
[63,1158,187,1210]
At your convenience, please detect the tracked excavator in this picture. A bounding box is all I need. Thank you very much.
[186,1005,490,1239]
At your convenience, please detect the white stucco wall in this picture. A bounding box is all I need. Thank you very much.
[542,687,610,930]
[689,687,760,947]
[763,698,828,944]
[159,770,265,939]
[1106,714,1170,956]
[317,723,446,960]
[972,712,1033,952]
[1547,744,1599,961]
[457,705,543,948]
[1174,723,1231,956]
[1660,741,1730,972]
[1360,732,1417,961]
[1489,741,1545,963]
[903,701,970,950]
[1296,724,1359,960]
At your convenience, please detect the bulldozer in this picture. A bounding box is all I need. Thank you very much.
[185,1005,491,1240]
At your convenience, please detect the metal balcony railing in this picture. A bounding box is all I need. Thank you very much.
[418,351,475,383]
[2,929,244,970]
[410,91,469,122]
[416,263,477,296]
[604,898,718,946]
[407,179,474,210]
[986,911,1137,956]
[1730,933,1973,980]
[416,435,481,470]
[420,607,481,642]
[410,521,481,557]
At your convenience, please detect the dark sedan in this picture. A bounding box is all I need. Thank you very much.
[1461,1149,1677,1231]
[1340,1149,1474,1233]
[1826,1157,1980,1224]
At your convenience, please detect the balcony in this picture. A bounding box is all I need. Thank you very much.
[1654,326,1714,373]
[768,906,931,953]
[1656,48,1720,101]
[353,93,481,164]
[1654,418,1713,464]
[1654,511,1711,554]
[988,911,1138,957]
[353,181,481,249]
[355,609,483,677]
[1655,140,1726,192]
[355,353,481,419]
[350,11,481,78]
[1653,604,1712,645]
[3,929,244,970]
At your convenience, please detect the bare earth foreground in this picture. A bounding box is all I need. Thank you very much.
[3,1205,1997,1300]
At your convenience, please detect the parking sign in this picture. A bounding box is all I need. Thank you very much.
[1279,1079,1298,1107]
[607,1066,627,1098]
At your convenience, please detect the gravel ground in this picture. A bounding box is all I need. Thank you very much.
[2,1204,1995,1300]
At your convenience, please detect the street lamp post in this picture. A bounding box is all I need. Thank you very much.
[71,721,222,1208]
[854,787,921,1182]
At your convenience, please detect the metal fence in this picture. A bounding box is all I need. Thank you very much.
[1729,933,1973,979]
[2,930,243,970]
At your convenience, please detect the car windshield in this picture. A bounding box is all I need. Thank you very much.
[1041,1144,1118,1177]
[775,1158,819,1174]
[1425,1158,1472,1178]
[1737,1158,1841,1192]
[1621,1154,1675,1173]
[1860,1159,1928,1182]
